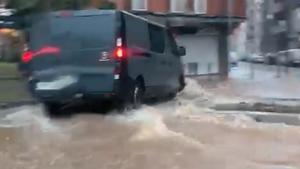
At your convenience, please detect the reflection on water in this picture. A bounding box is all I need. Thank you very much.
[0,79,300,169]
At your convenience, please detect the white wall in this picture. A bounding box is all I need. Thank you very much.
[177,35,219,75]
[194,0,207,14]
[292,8,300,33]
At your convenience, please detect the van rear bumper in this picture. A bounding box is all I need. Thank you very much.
[31,79,133,104]
[33,83,120,103]
[35,90,118,103]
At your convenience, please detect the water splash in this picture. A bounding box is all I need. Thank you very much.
[179,78,213,102]
[0,106,59,133]
[120,107,203,148]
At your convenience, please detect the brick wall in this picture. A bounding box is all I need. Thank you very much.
[148,0,169,13]
[114,0,131,10]
[233,0,246,17]
[207,0,246,17]
[112,0,246,17]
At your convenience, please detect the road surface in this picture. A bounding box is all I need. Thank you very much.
[1,77,300,169]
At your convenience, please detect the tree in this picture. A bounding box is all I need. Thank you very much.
[6,0,90,15]
[6,0,39,15]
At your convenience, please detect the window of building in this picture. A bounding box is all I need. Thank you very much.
[132,0,147,10]
[194,0,207,14]
[170,0,187,13]
[292,8,300,32]
[148,24,165,53]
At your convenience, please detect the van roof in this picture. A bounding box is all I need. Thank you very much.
[52,9,116,17]
[121,10,166,28]
[49,9,166,29]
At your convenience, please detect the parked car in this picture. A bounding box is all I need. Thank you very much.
[285,49,300,66]
[273,49,300,66]
[20,10,186,115]
[249,54,265,63]
[265,52,277,65]
[276,50,289,65]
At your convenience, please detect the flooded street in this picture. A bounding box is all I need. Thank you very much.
[1,80,300,169]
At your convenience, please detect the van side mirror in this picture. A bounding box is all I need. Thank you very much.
[178,46,186,57]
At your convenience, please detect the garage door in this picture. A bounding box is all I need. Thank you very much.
[176,35,219,75]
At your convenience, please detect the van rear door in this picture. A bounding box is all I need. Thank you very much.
[28,11,118,93]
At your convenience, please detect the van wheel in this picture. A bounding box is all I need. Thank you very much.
[131,81,144,109]
[178,75,186,92]
[166,92,177,101]
[116,81,144,112]
[44,103,64,117]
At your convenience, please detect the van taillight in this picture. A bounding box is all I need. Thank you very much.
[115,47,125,59]
[21,46,60,63]
[33,46,60,57]
[22,51,33,63]
[114,37,126,59]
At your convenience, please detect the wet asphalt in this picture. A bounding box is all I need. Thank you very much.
[1,79,300,169]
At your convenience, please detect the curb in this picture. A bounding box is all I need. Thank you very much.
[0,100,39,110]
[213,102,300,114]
[0,76,22,80]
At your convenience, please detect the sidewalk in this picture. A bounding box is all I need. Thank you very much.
[206,62,300,103]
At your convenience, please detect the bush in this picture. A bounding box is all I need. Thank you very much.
[0,47,21,63]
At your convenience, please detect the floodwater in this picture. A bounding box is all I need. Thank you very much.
[1,79,300,169]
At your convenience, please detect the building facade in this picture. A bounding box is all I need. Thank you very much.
[260,0,300,54]
[111,0,246,78]
[1,0,246,78]
[113,0,245,16]
[246,0,263,55]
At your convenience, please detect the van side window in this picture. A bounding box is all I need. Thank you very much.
[125,14,149,50]
[167,31,179,55]
[148,24,165,53]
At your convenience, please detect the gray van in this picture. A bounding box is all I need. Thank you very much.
[21,10,186,115]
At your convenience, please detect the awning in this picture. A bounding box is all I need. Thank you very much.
[132,11,245,32]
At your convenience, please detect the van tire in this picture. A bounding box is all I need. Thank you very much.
[44,103,63,117]
[116,80,144,112]
[179,75,185,92]
[131,80,144,109]
[167,92,177,100]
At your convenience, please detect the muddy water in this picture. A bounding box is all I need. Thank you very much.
[1,79,300,169]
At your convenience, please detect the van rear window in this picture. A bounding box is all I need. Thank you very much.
[29,15,115,50]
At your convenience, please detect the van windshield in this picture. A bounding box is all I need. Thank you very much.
[29,14,116,51]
